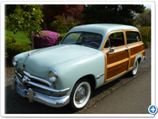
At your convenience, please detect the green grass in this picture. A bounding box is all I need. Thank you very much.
[5,29,31,45]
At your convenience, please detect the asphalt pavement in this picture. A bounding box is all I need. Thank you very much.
[82,68,151,114]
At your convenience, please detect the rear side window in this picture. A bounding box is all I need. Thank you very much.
[126,31,141,44]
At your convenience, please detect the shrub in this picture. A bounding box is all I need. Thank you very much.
[34,30,60,49]
[138,26,151,42]
[5,36,16,50]
[136,25,151,48]
[7,42,31,59]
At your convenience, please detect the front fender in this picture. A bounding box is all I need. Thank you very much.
[53,52,105,95]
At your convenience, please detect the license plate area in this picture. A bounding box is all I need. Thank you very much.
[17,84,25,97]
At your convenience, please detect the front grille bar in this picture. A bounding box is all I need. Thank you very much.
[26,80,70,96]
[14,75,70,96]
[15,70,52,87]
[23,71,52,87]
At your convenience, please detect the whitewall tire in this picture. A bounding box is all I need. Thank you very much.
[70,79,91,110]
[129,60,139,76]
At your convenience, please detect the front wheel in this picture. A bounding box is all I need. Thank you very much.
[129,60,139,76]
[70,79,91,110]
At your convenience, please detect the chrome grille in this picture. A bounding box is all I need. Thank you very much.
[14,69,70,97]
[15,69,51,87]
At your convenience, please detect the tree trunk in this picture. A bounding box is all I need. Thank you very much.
[31,35,34,49]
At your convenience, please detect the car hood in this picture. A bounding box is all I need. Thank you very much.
[23,44,99,78]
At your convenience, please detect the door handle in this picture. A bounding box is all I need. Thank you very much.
[125,48,129,51]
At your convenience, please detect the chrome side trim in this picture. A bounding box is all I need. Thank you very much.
[96,73,104,79]
[23,71,52,87]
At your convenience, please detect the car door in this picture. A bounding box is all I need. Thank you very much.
[102,30,130,83]
[125,30,145,70]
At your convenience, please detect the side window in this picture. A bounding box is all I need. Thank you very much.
[104,32,125,48]
[126,31,141,44]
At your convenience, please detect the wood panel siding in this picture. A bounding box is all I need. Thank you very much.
[107,61,128,79]
[130,45,144,56]
[130,57,135,67]
[107,50,128,64]
[143,51,145,57]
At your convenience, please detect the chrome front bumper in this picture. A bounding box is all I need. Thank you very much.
[12,76,70,108]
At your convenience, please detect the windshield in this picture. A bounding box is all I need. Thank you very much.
[61,32,103,49]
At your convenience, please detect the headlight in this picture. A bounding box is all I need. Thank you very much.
[48,69,58,83]
[12,57,18,67]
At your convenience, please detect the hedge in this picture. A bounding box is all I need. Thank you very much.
[7,42,31,59]
[5,36,16,50]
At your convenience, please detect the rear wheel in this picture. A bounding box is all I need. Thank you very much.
[129,60,138,76]
[70,79,91,110]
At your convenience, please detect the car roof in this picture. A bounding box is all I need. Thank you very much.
[65,24,139,51]
[68,24,138,37]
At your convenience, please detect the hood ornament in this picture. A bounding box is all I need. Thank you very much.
[28,53,31,56]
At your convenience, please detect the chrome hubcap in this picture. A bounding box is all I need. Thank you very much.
[75,86,87,104]
[73,82,91,108]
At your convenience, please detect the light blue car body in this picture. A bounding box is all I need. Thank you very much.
[13,24,143,107]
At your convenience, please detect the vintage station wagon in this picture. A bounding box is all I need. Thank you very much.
[11,24,145,110]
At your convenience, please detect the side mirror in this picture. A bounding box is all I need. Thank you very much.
[106,47,114,55]
[109,47,114,52]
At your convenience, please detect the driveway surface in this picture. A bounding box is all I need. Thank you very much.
[82,68,151,114]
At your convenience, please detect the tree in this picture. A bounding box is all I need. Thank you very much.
[41,5,83,30]
[134,9,151,26]
[6,5,43,49]
[5,5,16,16]
[50,14,80,33]
[82,5,145,25]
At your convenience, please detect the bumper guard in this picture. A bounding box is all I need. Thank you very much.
[12,76,70,108]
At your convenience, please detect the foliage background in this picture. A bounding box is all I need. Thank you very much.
[5,4,151,58]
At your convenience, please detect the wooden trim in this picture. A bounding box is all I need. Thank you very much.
[124,29,142,42]
[131,50,145,58]
[107,61,128,79]
[127,41,144,47]
[106,70,127,82]
[129,67,133,70]
[101,30,124,50]
[124,29,139,32]
[130,45,144,56]
[130,57,135,67]
[143,51,145,57]
[101,29,145,84]
[107,58,129,68]
[107,50,128,64]
[123,30,127,45]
